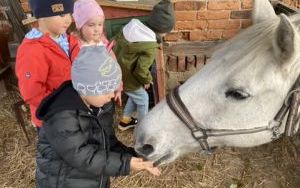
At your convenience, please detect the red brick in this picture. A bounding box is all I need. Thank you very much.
[281,0,299,7]
[197,10,230,20]
[208,1,241,10]
[206,30,223,40]
[164,32,182,41]
[175,21,196,30]
[208,20,240,30]
[282,0,292,6]
[175,11,197,21]
[190,31,207,41]
[190,30,223,41]
[230,10,251,19]
[241,19,252,28]
[175,20,206,30]
[222,29,240,39]
[208,20,228,29]
[242,0,252,9]
[292,0,298,7]
[195,20,207,29]
[174,1,206,11]
[227,20,241,29]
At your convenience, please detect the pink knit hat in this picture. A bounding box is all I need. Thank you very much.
[73,0,104,29]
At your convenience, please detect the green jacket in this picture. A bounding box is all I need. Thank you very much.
[113,32,159,91]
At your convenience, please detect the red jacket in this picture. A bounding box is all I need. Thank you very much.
[15,34,79,127]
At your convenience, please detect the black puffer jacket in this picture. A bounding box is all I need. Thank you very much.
[36,81,134,188]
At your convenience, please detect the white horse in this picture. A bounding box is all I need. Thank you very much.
[134,0,300,166]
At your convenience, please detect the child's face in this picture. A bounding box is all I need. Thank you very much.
[39,14,72,37]
[80,16,104,43]
[82,92,114,108]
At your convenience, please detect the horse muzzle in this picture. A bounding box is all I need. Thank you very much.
[135,144,154,157]
[135,144,174,166]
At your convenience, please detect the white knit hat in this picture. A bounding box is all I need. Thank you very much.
[122,19,156,43]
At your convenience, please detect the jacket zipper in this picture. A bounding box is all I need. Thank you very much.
[87,108,106,187]
[97,107,105,187]
[56,162,63,188]
[49,36,72,61]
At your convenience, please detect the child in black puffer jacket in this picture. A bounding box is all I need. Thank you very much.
[35,44,160,188]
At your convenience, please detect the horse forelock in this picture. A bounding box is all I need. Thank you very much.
[205,14,300,82]
[211,18,279,66]
[181,14,300,110]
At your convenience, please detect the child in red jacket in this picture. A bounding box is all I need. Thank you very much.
[15,0,79,128]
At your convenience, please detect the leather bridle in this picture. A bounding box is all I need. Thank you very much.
[166,76,300,152]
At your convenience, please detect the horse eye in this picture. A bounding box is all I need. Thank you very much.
[225,89,250,100]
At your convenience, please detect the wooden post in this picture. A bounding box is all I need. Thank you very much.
[13,100,31,145]
[155,44,166,102]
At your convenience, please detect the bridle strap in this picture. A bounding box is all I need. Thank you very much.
[166,86,211,151]
[166,87,284,152]
[166,74,300,152]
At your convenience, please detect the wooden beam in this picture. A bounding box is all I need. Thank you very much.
[97,0,159,11]
[155,44,166,102]
[0,79,7,99]
[163,41,223,57]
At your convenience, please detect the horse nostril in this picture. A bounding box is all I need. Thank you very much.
[137,144,154,156]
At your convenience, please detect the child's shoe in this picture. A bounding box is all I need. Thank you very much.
[118,117,138,131]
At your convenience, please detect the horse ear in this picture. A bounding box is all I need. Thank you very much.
[252,0,276,24]
[273,14,296,62]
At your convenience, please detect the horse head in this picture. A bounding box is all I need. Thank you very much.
[134,0,300,165]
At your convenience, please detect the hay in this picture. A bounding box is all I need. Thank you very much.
[0,82,299,188]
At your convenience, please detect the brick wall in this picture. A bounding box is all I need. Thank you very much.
[17,0,300,42]
[165,0,252,42]
[279,0,300,8]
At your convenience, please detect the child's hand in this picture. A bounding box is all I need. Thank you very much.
[144,83,151,90]
[114,90,122,106]
[130,157,161,176]
[114,82,123,106]
[106,40,115,52]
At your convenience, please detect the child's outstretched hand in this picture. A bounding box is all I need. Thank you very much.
[114,91,122,106]
[130,157,161,176]
[144,83,151,90]
[114,82,123,106]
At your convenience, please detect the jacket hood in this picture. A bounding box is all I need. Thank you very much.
[122,19,156,43]
[22,36,70,52]
[114,32,159,54]
[36,81,89,121]
[22,29,78,56]
[23,30,58,47]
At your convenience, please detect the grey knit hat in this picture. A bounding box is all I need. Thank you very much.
[146,0,175,33]
[71,46,122,96]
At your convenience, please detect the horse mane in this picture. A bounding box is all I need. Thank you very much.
[207,13,300,78]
